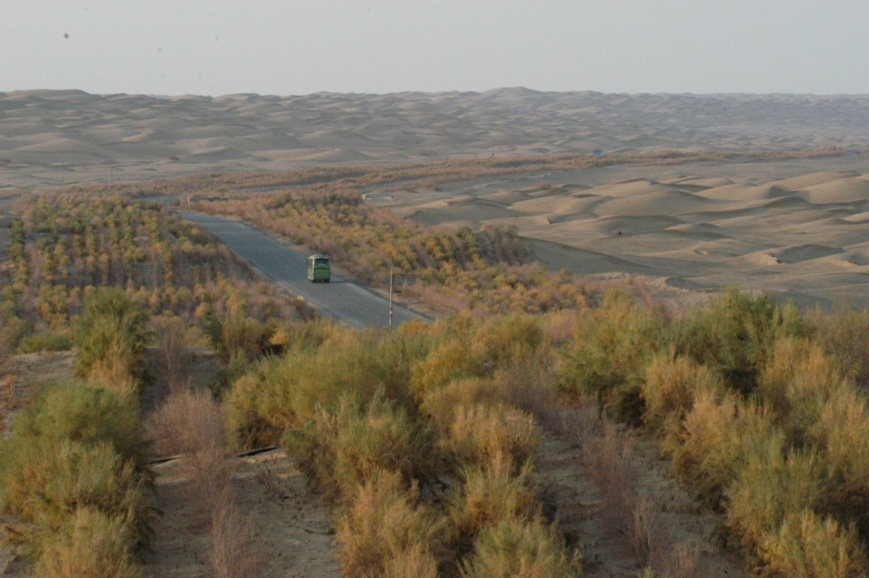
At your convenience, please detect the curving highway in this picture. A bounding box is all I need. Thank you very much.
[180,212,429,330]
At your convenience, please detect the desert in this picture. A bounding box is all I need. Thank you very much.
[2,89,869,578]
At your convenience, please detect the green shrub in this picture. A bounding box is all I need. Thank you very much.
[421,377,505,436]
[17,330,73,353]
[226,326,424,450]
[471,313,545,371]
[73,287,152,392]
[333,395,437,498]
[556,289,664,419]
[10,381,148,469]
[808,389,869,539]
[725,440,827,553]
[758,510,868,578]
[286,393,436,501]
[205,308,276,364]
[757,337,851,445]
[807,305,869,389]
[460,518,580,578]
[410,338,482,401]
[448,453,541,547]
[0,437,153,556]
[669,287,805,397]
[34,507,143,578]
[669,389,777,509]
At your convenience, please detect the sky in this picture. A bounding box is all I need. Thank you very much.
[3,0,869,97]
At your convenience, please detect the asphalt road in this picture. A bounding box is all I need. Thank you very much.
[180,212,428,330]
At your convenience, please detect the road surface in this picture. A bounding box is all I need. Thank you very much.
[180,213,428,330]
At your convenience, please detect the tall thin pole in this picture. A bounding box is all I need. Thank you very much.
[389,268,394,331]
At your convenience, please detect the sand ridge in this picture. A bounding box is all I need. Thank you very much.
[3,89,869,190]
[367,165,869,310]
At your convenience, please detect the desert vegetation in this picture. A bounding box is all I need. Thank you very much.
[0,191,312,358]
[223,287,869,577]
[2,159,869,576]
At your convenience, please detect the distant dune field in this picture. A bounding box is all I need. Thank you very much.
[1,88,868,309]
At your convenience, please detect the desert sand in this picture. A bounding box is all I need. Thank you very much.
[2,88,868,310]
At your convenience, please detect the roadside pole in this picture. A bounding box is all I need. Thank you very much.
[389,268,394,331]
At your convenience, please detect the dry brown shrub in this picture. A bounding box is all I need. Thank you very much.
[155,317,191,393]
[145,387,235,520]
[496,356,560,430]
[642,352,725,437]
[208,501,267,578]
[629,491,668,566]
[582,419,638,533]
[420,376,504,435]
[445,403,540,474]
[448,451,541,542]
[336,469,445,578]
[655,541,701,578]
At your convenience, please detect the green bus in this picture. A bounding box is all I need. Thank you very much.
[307,254,331,282]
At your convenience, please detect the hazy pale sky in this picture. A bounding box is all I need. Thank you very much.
[3,0,868,96]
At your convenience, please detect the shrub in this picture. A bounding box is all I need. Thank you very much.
[10,381,148,470]
[145,387,234,521]
[460,518,580,578]
[34,508,143,578]
[556,289,664,420]
[668,390,776,509]
[724,440,827,553]
[495,354,560,429]
[17,330,72,353]
[336,468,445,578]
[641,351,724,436]
[444,403,540,474]
[808,389,869,538]
[0,437,153,556]
[205,308,276,364]
[759,510,868,578]
[421,376,505,436]
[410,337,482,401]
[448,452,541,547]
[208,501,266,578]
[226,326,417,450]
[807,305,869,389]
[73,287,153,392]
[582,419,639,533]
[757,337,851,445]
[286,393,437,501]
[471,313,545,371]
[669,287,805,397]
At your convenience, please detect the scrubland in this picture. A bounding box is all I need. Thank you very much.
[1,160,869,577]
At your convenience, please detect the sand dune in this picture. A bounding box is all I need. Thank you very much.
[2,89,868,309]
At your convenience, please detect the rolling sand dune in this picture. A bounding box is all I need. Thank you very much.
[2,88,868,309]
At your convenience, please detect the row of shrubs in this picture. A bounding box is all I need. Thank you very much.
[0,287,157,576]
[226,314,581,577]
[0,192,311,356]
[0,382,152,577]
[223,286,869,577]
[555,286,869,577]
